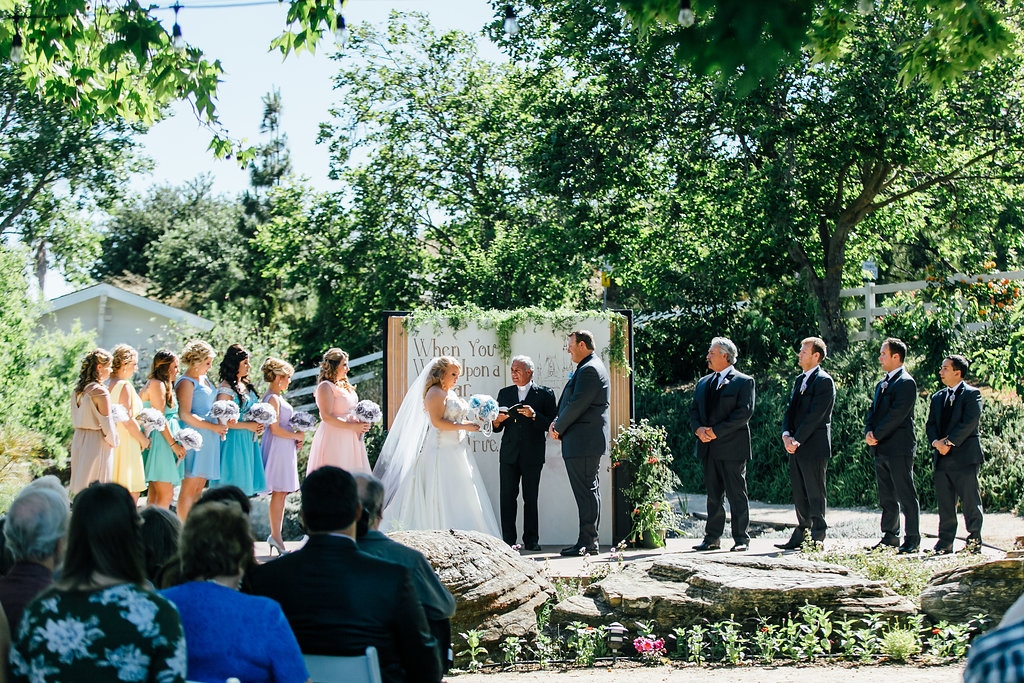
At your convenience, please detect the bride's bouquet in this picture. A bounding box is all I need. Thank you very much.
[466,394,499,437]
[135,408,167,436]
[243,402,278,443]
[209,400,240,441]
[353,400,382,442]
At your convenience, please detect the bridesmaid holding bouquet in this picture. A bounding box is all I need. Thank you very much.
[259,357,303,555]
[107,344,150,502]
[140,350,188,509]
[175,340,228,521]
[306,348,371,475]
[213,344,268,497]
[69,348,118,494]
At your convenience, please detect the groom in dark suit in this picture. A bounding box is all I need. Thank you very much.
[865,337,921,554]
[926,354,984,554]
[690,336,756,552]
[492,355,557,551]
[549,330,609,556]
[776,336,836,549]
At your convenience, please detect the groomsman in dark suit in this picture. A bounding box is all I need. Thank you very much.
[689,337,756,552]
[492,355,557,551]
[926,354,984,554]
[776,336,836,550]
[549,330,610,556]
[865,337,921,554]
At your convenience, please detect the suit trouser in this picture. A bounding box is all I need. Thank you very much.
[702,456,750,544]
[499,460,543,546]
[564,454,601,547]
[789,454,828,541]
[874,453,920,540]
[934,465,984,545]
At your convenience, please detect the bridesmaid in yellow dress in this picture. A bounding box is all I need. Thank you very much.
[306,348,371,475]
[107,344,150,502]
[69,349,119,494]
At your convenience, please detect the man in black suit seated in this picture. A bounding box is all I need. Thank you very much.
[925,354,985,555]
[492,355,557,551]
[864,337,921,555]
[689,336,756,553]
[549,330,610,556]
[353,472,456,672]
[248,466,441,683]
[776,336,836,550]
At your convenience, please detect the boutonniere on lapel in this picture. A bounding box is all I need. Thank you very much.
[880,378,890,392]
[717,375,731,389]
[567,371,574,381]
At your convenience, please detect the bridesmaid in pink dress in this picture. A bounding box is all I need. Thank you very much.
[306,348,371,475]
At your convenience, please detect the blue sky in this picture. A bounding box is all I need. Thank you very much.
[136,0,504,197]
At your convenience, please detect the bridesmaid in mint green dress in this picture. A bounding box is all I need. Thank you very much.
[213,344,267,497]
[139,350,187,509]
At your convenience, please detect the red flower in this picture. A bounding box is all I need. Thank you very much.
[647,457,658,464]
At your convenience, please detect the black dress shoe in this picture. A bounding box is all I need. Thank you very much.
[560,545,585,557]
[523,542,543,552]
[774,540,802,550]
[957,541,982,555]
[866,537,900,551]
[897,543,920,555]
[730,543,748,552]
[931,544,953,555]
[693,540,721,551]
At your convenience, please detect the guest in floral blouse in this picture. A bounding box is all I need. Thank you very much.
[9,483,186,683]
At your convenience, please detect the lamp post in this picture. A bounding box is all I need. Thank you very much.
[606,622,627,664]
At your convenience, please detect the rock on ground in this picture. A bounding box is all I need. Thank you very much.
[920,558,1024,625]
[249,492,304,541]
[391,530,555,650]
[551,553,916,629]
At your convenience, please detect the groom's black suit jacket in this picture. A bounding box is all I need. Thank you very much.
[493,384,557,467]
[248,534,441,683]
[554,354,610,459]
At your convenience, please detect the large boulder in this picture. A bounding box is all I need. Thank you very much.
[390,530,555,652]
[248,493,304,541]
[551,553,916,629]
[920,558,1024,624]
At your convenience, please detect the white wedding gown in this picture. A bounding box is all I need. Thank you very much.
[381,391,501,536]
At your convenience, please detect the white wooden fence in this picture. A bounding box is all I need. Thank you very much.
[285,350,383,412]
[841,270,1024,342]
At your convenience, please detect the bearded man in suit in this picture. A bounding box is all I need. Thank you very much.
[926,354,984,554]
[492,355,557,551]
[549,330,610,557]
[865,337,921,554]
[776,336,836,550]
[689,337,756,552]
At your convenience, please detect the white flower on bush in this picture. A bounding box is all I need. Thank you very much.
[34,615,103,664]
[102,644,150,682]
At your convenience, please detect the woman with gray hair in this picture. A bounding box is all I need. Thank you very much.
[0,482,69,633]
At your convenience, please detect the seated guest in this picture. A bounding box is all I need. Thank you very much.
[354,473,456,672]
[162,502,309,683]
[963,591,1024,683]
[140,506,182,588]
[194,483,252,515]
[0,477,70,633]
[249,466,442,683]
[10,483,186,683]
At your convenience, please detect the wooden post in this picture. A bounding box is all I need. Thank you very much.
[864,281,875,342]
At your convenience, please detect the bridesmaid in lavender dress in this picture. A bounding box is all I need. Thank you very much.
[259,357,304,556]
[306,348,371,475]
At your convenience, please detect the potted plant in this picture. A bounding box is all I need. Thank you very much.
[610,419,680,548]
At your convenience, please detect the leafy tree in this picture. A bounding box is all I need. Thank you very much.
[0,63,139,290]
[247,88,292,201]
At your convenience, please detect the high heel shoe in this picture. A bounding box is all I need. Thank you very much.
[267,535,289,556]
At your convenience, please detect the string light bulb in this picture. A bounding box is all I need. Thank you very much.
[678,0,695,27]
[9,32,24,64]
[334,14,349,47]
[503,6,519,37]
[171,3,183,48]
[857,0,874,15]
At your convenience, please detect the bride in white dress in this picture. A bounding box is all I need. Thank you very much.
[372,356,501,536]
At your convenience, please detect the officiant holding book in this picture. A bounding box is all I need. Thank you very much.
[492,356,557,551]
